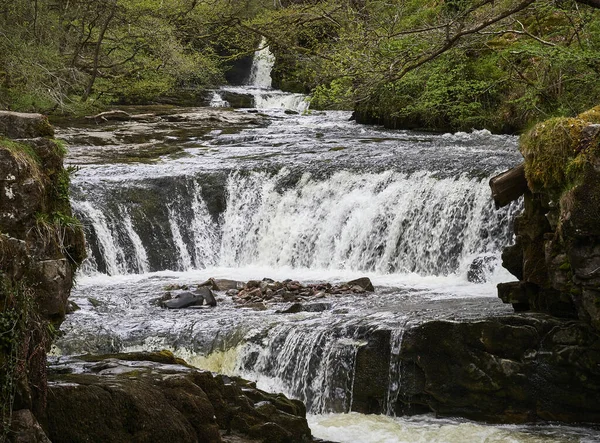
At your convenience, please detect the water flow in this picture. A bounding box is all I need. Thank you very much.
[385,325,407,416]
[74,169,517,279]
[247,38,275,88]
[236,319,365,414]
[219,169,517,277]
[211,37,309,112]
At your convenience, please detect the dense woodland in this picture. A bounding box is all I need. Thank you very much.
[2,0,600,132]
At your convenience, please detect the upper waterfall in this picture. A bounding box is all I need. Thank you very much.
[209,37,308,112]
[247,38,276,89]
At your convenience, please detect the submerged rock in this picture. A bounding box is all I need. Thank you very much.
[162,287,217,309]
[47,353,312,443]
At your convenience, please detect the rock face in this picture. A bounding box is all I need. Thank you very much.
[0,112,85,439]
[47,352,312,443]
[396,315,600,423]
[497,109,600,329]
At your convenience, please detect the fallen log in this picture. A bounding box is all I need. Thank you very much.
[84,110,156,123]
[489,163,528,209]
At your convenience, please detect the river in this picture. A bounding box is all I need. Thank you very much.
[51,46,600,442]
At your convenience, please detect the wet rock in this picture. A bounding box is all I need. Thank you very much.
[352,329,391,414]
[46,353,312,443]
[163,291,204,309]
[347,277,374,292]
[278,303,303,314]
[198,286,217,307]
[303,303,331,313]
[66,300,80,314]
[396,315,600,423]
[467,256,496,283]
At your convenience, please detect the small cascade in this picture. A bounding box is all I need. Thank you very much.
[209,91,229,107]
[72,175,220,275]
[236,320,364,414]
[384,325,408,416]
[247,37,276,88]
[72,200,129,275]
[212,37,309,112]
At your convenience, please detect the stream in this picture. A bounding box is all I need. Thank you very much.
[51,45,600,442]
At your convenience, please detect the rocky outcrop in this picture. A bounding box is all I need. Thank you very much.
[396,315,600,423]
[0,112,85,440]
[496,108,600,329]
[46,352,313,443]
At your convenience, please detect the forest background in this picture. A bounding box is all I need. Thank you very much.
[2,0,600,133]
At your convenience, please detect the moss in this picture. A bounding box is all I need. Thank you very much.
[520,117,585,193]
[559,262,571,271]
[578,106,600,124]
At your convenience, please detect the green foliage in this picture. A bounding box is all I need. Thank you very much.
[0,0,269,112]
[0,273,34,439]
[254,0,600,132]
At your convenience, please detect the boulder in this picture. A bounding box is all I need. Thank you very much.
[346,277,374,292]
[0,111,54,138]
[163,287,217,309]
[46,353,313,443]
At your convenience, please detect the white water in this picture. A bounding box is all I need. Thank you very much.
[210,37,309,112]
[209,91,229,107]
[308,414,596,443]
[75,169,518,282]
[247,37,275,88]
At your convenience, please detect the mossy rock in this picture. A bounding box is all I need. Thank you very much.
[578,105,600,124]
[520,117,585,193]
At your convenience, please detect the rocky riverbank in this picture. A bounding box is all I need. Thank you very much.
[46,351,320,443]
[0,111,86,440]
[381,108,600,424]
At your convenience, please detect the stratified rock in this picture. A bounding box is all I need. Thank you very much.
[47,353,312,443]
[396,315,600,423]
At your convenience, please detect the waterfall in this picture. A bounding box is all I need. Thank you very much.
[210,37,309,112]
[247,37,276,89]
[235,320,364,414]
[385,326,407,416]
[209,91,229,107]
[72,169,518,279]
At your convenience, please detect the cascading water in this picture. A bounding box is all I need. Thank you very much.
[247,38,276,88]
[52,50,594,441]
[210,37,309,112]
[72,169,518,279]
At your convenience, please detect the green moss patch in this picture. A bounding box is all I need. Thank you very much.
[520,115,600,194]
